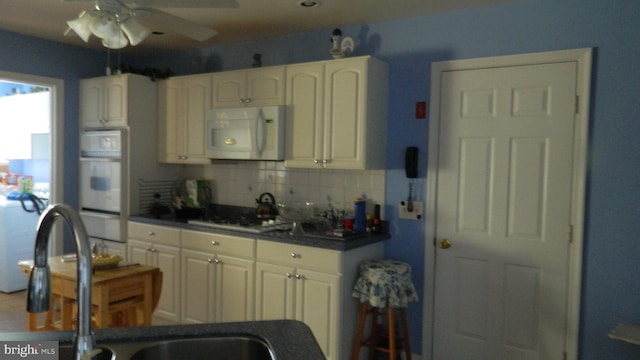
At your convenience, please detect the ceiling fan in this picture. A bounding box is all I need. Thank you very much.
[64,0,239,49]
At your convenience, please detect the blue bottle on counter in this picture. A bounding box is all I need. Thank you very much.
[354,199,366,232]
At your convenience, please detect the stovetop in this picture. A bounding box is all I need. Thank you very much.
[187,213,291,234]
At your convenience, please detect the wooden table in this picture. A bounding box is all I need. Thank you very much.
[19,256,161,331]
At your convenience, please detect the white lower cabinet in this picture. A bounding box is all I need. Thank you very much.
[127,222,182,323]
[127,220,384,360]
[181,230,255,324]
[255,240,384,360]
[256,261,340,359]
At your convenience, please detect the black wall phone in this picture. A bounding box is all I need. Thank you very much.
[405,146,418,178]
[404,146,419,212]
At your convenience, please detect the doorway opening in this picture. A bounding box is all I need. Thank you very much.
[0,71,64,256]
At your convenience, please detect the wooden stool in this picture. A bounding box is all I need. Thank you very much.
[351,260,418,360]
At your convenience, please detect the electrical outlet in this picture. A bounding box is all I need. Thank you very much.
[399,201,423,220]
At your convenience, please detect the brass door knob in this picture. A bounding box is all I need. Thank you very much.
[438,239,452,249]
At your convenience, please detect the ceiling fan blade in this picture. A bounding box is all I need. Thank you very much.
[61,0,238,8]
[134,7,218,41]
[130,0,238,8]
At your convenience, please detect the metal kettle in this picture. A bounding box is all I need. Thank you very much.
[256,192,278,220]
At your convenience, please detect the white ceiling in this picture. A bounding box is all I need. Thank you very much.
[0,0,510,56]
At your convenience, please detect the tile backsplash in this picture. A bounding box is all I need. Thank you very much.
[183,161,386,217]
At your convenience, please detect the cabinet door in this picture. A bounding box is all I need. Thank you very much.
[151,243,182,323]
[79,78,104,128]
[255,262,295,321]
[246,67,285,106]
[158,79,183,163]
[182,75,210,163]
[215,254,255,323]
[127,239,151,265]
[103,76,127,127]
[157,76,210,164]
[284,63,324,168]
[212,71,245,108]
[296,268,341,360]
[181,249,215,324]
[324,59,366,169]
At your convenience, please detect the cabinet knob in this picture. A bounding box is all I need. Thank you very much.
[148,231,155,236]
[211,240,219,246]
[291,253,300,259]
[321,159,328,164]
[286,273,292,278]
[313,159,320,164]
[295,274,303,280]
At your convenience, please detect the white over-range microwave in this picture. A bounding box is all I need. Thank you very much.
[206,105,285,160]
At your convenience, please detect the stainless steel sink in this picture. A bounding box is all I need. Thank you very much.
[59,336,275,360]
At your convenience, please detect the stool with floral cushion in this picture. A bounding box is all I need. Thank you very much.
[351,259,419,360]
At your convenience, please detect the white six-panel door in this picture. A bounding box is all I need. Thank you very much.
[432,61,578,360]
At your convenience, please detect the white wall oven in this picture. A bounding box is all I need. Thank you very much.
[79,129,127,243]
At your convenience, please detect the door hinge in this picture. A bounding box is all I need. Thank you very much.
[569,225,573,244]
[575,95,579,114]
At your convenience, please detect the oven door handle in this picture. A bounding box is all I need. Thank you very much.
[80,157,121,162]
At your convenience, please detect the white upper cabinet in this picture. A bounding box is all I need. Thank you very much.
[79,74,143,128]
[285,56,388,169]
[212,66,285,108]
[157,74,211,164]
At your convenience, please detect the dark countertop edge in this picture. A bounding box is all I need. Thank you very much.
[0,320,325,360]
[129,216,390,251]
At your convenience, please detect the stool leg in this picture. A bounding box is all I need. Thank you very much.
[369,307,381,360]
[387,306,396,360]
[399,308,412,360]
[352,303,368,360]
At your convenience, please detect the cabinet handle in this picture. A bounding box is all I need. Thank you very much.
[211,240,219,246]
[290,253,300,259]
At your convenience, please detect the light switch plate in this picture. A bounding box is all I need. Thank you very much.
[399,201,423,220]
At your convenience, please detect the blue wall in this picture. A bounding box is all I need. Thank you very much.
[2,0,639,358]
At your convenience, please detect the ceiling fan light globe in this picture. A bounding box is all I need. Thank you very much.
[66,11,93,43]
[101,31,129,49]
[89,12,120,40]
[120,17,151,46]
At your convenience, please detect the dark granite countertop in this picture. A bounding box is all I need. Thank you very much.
[129,215,389,251]
[0,320,324,360]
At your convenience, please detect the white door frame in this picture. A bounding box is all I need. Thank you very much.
[423,48,592,360]
[0,70,65,255]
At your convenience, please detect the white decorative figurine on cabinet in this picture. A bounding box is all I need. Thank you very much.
[329,28,354,59]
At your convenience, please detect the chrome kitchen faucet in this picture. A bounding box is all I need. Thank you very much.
[26,204,97,360]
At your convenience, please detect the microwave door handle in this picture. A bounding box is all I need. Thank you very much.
[256,110,266,156]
